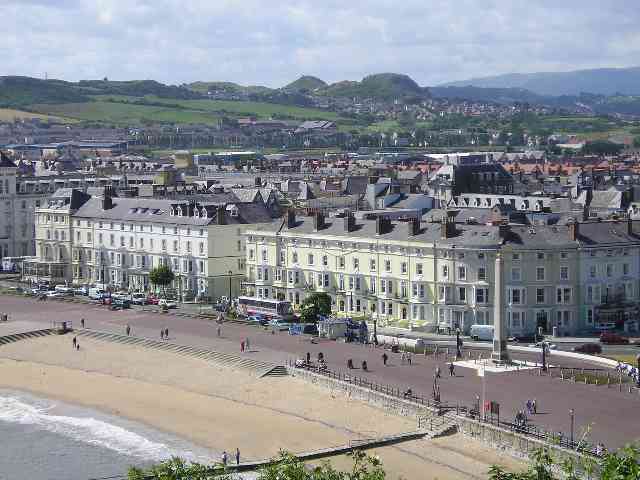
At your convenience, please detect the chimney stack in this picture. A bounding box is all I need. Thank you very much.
[628,218,634,236]
[313,211,325,231]
[498,223,510,239]
[102,186,113,210]
[376,216,391,235]
[568,219,579,241]
[407,218,420,236]
[343,210,356,232]
[216,207,226,225]
[286,209,296,228]
[440,214,456,239]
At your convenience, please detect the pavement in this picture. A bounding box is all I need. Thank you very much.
[1,294,640,450]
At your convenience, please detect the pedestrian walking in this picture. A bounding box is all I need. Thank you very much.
[448,362,455,377]
[245,337,250,351]
[526,399,533,415]
[76,342,80,351]
[401,352,406,365]
[72,337,77,348]
[382,352,388,366]
[125,324,131,336]
[235,448,240,465]
[407,353,412,366]
[80,318,85,328]
[165,328,169,340]
[217,325,221,337]
[306,352,311,364]
[532,399,537,414]
[160,330,164,340]
[435,365,441,378]
[221,451,228,466]
[240,341,245,352]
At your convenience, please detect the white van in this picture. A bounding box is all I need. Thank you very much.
[470,324,494,341]
[88,288,106,300]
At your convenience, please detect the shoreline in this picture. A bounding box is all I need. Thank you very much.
[0,335,525,479]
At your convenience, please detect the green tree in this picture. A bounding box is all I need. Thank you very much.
[299,292,332,323]
[148,264,175,296]
[581,140,624,156]
[633,136,640,148]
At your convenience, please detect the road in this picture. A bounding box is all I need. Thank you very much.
[1,295,639,450]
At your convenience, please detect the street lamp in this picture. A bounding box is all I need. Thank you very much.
[541,342,548,372]
[569,409,575,445]
[456,327,462,359]
[228,270,233,303]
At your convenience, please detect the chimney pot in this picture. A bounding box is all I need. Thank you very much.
[217,207,226,225]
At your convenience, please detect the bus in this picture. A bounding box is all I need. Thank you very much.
[237,297,294,321]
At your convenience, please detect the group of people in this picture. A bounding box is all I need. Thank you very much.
[525,398,538,415]
[616,361,639,384]
[71,336,80,351]
[220,448,241,466]
[160,328,170,340]
[240,338,251,352]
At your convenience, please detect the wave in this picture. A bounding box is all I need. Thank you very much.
[0,394,209,463]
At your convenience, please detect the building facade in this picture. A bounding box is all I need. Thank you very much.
[24,188,275,301]
[243,212,640,336]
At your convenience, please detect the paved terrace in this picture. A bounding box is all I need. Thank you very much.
[1,295,639,450]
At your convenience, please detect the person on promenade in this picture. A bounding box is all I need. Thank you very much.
[217,325,221,337]
[401,352,406,365]
[160,330,164,340]
[526,399,533,415]
[448,362,455,377]
[245,337,250,351]
[532,399,537,414]
[72,337,77,348]
[80,318,85,328]
[382,352,388,366]
[76,342,80,351]
[306,352,311,364]
[165,328,169,340]
[235,448,240,465]
[435,365,441,378]
[221,451,228,466]
[407,353,412,366]
[125,324,131,336]
[240,341,245,352]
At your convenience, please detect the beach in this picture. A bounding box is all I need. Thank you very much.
[0,333,524,479]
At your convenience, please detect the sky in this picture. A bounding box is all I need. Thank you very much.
[2,0,640,87]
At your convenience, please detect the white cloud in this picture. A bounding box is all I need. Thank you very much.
[0,0,638,87]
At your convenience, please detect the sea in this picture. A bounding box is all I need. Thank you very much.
[0,389,244,480]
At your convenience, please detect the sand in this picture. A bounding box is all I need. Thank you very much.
[0,334,524,479]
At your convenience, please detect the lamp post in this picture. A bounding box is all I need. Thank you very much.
[541,342,548,371]
[456,327,462,359]
[373,311,378,345]
[228,270,233,304]
[569,408,575,445]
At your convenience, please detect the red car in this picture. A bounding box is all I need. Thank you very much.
[599,332,629,344]
[146,295,160,305]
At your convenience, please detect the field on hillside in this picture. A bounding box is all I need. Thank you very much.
[0,108,73,123]
[30,101,222,125]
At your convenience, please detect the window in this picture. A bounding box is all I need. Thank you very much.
[384,259,391,272]
[556,287,572,304]
[292,252,298,263]
[370,277,376,293]
[512,253,520,261]
[87,232,92,243]
[586,285,594,303]
[173,240,178,253]
[262,250,268,261]
[508,288,525,305]
[536,267,545,281]
[606,264,613,277]
[307,253,314,265]
[537,252,545,260]
[401,262,407,274]
[457,265,466,280]
[623,263,630,275]
[76,231,81,242]
[560,252,568,259]
[186,241,191,252]
[248,249,255,260]
[458,287,466,302]
[339,275,344,290]
[441,265,448,278]
[387,280,393,294]
[348,276,354,290]
[536,288,545,304]
[560,266,569,281]
[509,311,524,329]
[199,242,204,254]
[511,267,521,281]
[322,255,328,266]
[109,234,115,246]
[478,252,485,260]
[339,256,345,268]
[412,283,418,297]
[477,267,486,281]
[381,279,386,294]
[438,285,447,302]
[589,265,597,278]
[370,258,376,271]
[353,258,359,270]
[120,236,125,247]
[587,309,594,325]
[401,282,408,298]
[416,263,423,275]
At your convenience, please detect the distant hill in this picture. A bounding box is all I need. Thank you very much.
[0,76,88,108]
[320,73,430,100]
[441,66,640,96]
[430,86,549,104]
[186,81,273,96]
[283,75,327,93]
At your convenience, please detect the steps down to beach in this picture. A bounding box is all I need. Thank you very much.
[0,329,57,346]
[75,329,287,376]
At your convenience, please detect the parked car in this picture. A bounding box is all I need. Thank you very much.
[54,285,74,294]
[600,332,629,344]
[302,323,319,335]
[73,286,89,296]
[146,295,160,305]
[248,314,268,325]
[509,335,537,344]
[573,343,602,354]
[158,299,177,309]
[269,319,292,331]
[112,298,131,309]
[47,290,69,298]
[131,293,147,305]
[88,288,107,300]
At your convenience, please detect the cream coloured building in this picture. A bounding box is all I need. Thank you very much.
[244,211,640,336]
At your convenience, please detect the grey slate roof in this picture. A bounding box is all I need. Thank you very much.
[0,152,17,168]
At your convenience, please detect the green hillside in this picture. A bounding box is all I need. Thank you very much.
[186,81,273,95]
[320,73,429,100]
[283,75,327,93]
